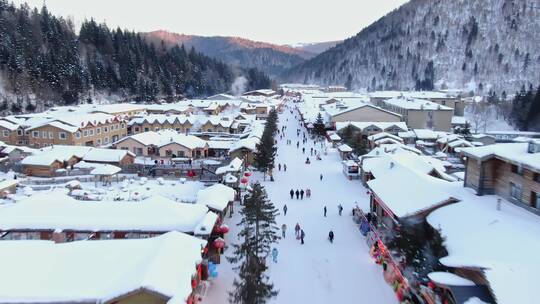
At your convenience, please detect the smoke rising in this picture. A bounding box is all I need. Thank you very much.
[231,76,248,96]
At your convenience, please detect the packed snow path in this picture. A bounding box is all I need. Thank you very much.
[203,105,397,304]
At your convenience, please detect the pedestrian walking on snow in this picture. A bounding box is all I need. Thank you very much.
[295,189,300,199]
[284,164,287,171]
[300,229,305,244]
[283,204,288,216]
[278,163,281,171]
[328,230,334,243]
[338,204,343,216]
[272,248,279,262]
[300,189,304,199]
[296,141,300,148]
[324,206,327,217]
[295,223,301,239]
[281,224,287,238]
[306,188,311,198]
[290,189,294,199]
[302,147,305,154]
[320,174,323,181]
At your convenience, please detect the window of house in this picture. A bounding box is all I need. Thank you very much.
[103,126,109,133]
[208,129,213,132]
[510,182,522,201]
[75,132,81,139]
[103,137,109,144]
[186,128,190,133]
[531,191,540,209]
[32,131,39,138]
[48,132,53,139]
[115,124,119,130]
[135,127,140,132]
[96,127,101,134]
[134,147,143,155]
[88,129,94,136]
[83,130,88,137]
[511,164,523,175]
[58,132,67,140]
[42,131,47,138]
[120,147,128,150]
[2,130,9,137]
[178,151,185,157]
[534,173,540,183]
[121,123,125,129]
[97,138,101,145]
[144,128,149,132]
[154,128,160,131]
[17,129,22,136]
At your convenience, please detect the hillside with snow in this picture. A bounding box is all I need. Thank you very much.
[284,0,540,95]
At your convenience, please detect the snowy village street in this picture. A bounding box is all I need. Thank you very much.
[204,104,397,304]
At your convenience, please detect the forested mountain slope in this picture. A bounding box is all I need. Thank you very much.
[285,0,540,95]
[0,2,270,113]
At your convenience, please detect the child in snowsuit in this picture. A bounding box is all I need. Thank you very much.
[272,248,278,262]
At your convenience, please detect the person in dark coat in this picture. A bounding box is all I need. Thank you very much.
[284,164,287,171]
[290,189,294,199]
[328,230,334,243]
[302,147,305,154]
[300,229,305,244]
[338,204,343,216]
[324,206,327,217]
[295,189,300,199]
[320,174,323,181]
[300,189,304,199]
[283,204,288,216]
[278,163,281,171]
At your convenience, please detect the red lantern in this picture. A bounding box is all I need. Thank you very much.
[219,224,229,234]
[213,237,225,249]
[244,171,252,177]
[240,177,248,184]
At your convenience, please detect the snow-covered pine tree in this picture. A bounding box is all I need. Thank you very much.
[228,182,279,304]
[313,113,326,138]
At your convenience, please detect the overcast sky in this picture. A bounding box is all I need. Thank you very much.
[13,0,408,45]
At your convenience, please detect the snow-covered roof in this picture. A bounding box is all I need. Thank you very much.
[0,231,206,303]
[337,144,353,152]
[460,142,540,171]
[197,184,235,212]
[428,272,475,287]
[367,157,457,218]
[371,90,451,100]
[115,130,208,150]
[335,121,407,132]
[0,191,213,234]
[329,133,341,141]
[0,179,18,190]
[413,129,444,140]
[382,97,453,111]
[229,137,259,152]
[0,119,20,131]
[90,164,121,176]
[428,190,540,304]
[215,157,243,175]
[82,148,134,163]
[367,132,403,142]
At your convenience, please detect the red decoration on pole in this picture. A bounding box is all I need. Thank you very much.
[219,224,229,234]
[213,237,225,249]
[240,177,248,184]
[244,171,252,177]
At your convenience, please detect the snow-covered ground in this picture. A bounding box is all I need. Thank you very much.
[203,105,397,303]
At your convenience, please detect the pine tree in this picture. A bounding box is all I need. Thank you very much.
[313,113,326,138]
[254,110,278,179]
[228,182,279,304]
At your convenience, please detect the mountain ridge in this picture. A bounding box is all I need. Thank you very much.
[284,0,540,95]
